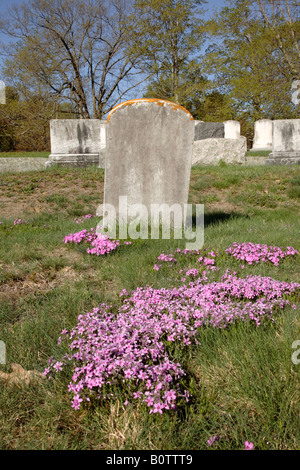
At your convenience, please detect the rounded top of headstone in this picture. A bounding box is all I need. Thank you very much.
[107,98,194,123]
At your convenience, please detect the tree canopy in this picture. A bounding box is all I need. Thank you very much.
[0,0,299,147]
[202,0,300,122]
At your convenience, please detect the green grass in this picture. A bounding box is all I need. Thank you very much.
[0,151,49,158]
[246,150,271,157]
[0,165,299,450]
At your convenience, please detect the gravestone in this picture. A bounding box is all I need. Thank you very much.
[0,81,5,104]
[192,137,247,166]
[102,98,194,227]
[265,119,300,165]
[194,121,224,140]
[224,120,240,139]
[46,119,106,168]
[252,119,273,151]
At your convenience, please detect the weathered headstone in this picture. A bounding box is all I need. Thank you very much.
[192,137,247,166]
[224,120,240,139]
[0,81,5,105]
[252,119,273,151]
[194,122,224,140]
[265,119,300,165]
[46,119,106,168]
[102,98,194,228]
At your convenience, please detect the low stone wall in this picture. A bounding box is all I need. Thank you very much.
[0,158,47,173]
[192,137,247,166]
[45,153,104,168]
[244,156,268,166]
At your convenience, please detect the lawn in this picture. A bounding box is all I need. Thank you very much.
[0,164,299,450]
[246,150,271,157]
[0,151,50,158]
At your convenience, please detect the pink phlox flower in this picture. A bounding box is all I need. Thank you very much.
[244,441,254,450]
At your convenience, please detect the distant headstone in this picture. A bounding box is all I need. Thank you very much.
[224,120,240,139]
[194,122,224,140]
[252,119,273,151]
[265,119,300,165]
[192,137,247,166]
[0,81,5,104]
[102,98,194,227]
[46,119,106,168]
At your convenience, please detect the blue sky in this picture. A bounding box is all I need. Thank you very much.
[0,0,227,104]
[0,0,227,43]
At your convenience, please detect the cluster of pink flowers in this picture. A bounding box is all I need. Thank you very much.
[45,252,299,413]
[154,248,218,274]
[64,228,131,256]
[153,253,177,270]
[45,303,189,413]
[74,214,95,224]
[206,435,254,449]
[157,253,177,263]
[226,242,299,266]
[13,218,26,225]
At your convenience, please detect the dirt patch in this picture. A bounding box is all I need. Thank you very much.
[0,171,104,220]
[0,266,86,301]
[51,246,86,264]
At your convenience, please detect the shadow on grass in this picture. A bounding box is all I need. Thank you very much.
[187,211,246,229]
[204,211,246,228]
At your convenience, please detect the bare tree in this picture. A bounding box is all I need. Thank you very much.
[0,0,148,118]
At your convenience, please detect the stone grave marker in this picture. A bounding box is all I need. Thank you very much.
[252,119,273,151]
[265,119,300,165]
[46,119,106,167]
[192,137,247,166]
[224,120,240,139]
[101,98,195,231]
[194,122,224,140]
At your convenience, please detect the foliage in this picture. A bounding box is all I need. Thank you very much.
[0,87,74,151]
[133,0,207,105]
[202,0,300,131]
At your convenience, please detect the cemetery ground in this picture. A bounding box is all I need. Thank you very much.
[0,151,50,158]
[0,164,299,450]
